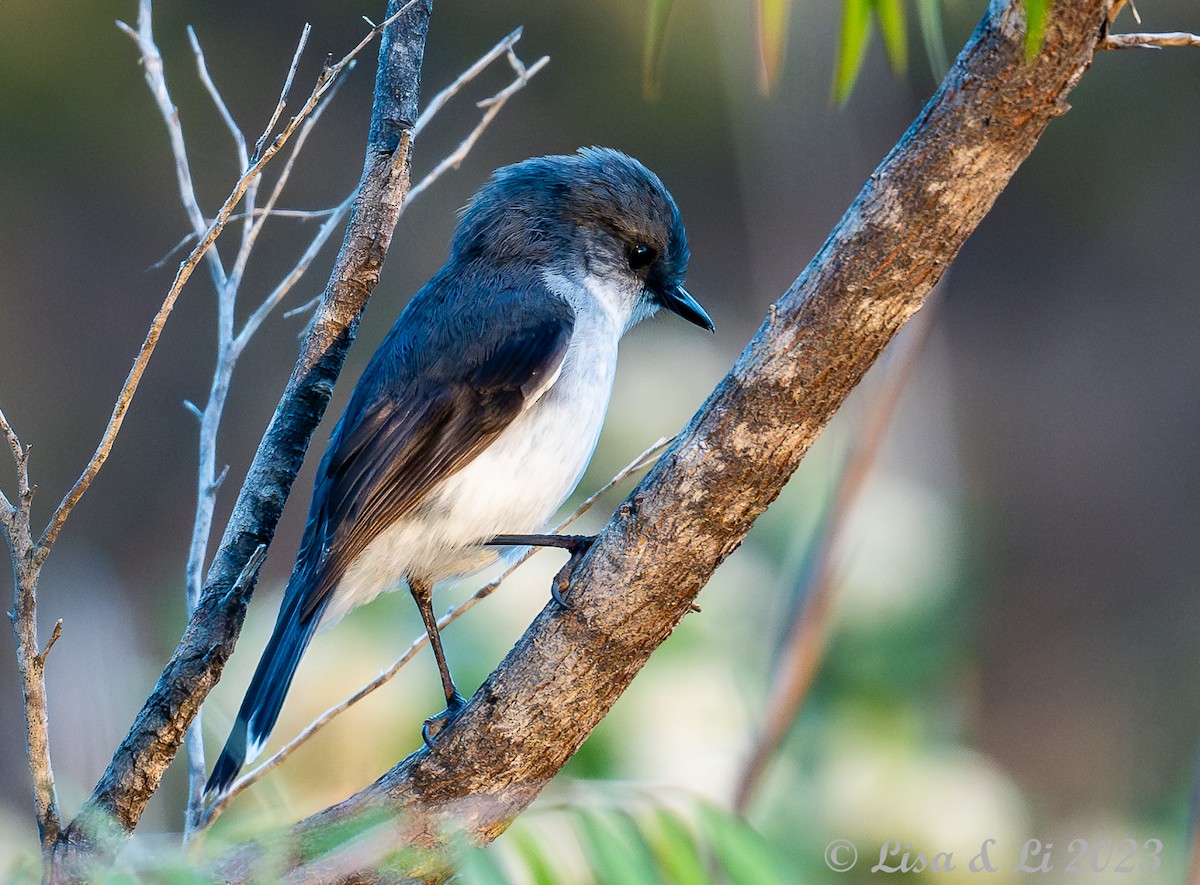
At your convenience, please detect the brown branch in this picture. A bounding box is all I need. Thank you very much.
[43,2,432,881]
[0,410,61,849]
[1099,31,1200,49]
[732,288,941,814]
[212,0,1113,880]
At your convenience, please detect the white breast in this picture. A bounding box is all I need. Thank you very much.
[324,273,630,626]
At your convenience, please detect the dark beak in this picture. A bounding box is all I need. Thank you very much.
[659,285,715,332]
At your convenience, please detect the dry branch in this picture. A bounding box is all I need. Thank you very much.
[1100,31,1200,49]
[43,2,432,880]
[1,411,61,848]
[212,0,1118,880]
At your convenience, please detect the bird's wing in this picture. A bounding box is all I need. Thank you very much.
[292,283,576,622]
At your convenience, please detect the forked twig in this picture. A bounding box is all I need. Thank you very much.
[413,27,525,136]
[0,408,60,845]
[408,47,550,202]
[36,1,417,568]
[252,25,311,163]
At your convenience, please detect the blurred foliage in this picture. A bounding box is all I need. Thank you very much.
[755,0,793,94]
[645,0,938,104]
[642,0,678,99]
[457,794,790,885]
[644,0,1054,103]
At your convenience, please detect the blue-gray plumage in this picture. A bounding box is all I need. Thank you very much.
[204,147,713,801]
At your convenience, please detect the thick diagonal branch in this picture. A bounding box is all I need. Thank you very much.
[44,1,432,878]
[217,0,1112,881]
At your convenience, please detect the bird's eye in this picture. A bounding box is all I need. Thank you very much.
[627,243,657,271]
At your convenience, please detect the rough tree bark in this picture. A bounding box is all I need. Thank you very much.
[213,0,1115,881]
[43,2,432,881]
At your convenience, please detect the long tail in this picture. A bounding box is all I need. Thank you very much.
[204,586,326,800]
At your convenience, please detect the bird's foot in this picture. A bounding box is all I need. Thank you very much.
[486,532,597,608]
[550,535,596,607]
[421,690,467,747]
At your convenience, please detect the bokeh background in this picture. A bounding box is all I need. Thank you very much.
[2,0,1199,880]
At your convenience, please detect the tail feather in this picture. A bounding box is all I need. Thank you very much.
[204,588,325,800]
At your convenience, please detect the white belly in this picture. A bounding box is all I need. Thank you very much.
[324,331,618,626]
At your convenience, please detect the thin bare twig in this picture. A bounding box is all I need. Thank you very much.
[230,26,316,298]
[1099,31,1200,49]
[198,435,672,828]
[117,1,227,295]
[0,406,25,517]
[252,25,311,163]
[233,62,355,300]
[36,2,411,568]
[407,48,550,203]
[0,405,24,472]
[154,207,346,268]
[732,292,942,814]
[187,22,257,307]
[187,25,249,169]
[233,192,355,356]
[274,30,549,329]
[412,27,524,137]
[39,620,64,662]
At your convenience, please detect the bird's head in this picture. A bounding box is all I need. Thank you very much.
[452,147,714,333]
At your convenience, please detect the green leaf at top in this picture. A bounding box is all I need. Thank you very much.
[756,0,793,94]
[916,0,950,79]
[872,0,909,74]
[832,0,873,104]
[643,0,678,100]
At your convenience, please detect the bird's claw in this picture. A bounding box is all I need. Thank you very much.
[421,690,467,746]
[550,535,596,608]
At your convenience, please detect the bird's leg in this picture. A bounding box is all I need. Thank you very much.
[486,533,596,606]
[409,575,466,745]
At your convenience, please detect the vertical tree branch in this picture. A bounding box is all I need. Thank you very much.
[45,2,432,879]
[179,19,352,843]
[0,411,61,849]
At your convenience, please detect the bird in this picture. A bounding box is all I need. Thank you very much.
[203,146,714,800]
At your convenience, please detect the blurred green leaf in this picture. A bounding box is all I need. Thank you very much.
[832,0,873,104]
[644,808,711,884]
[755,0,793,94]
[507,825,567,885]
[456,843,511,885]
[872,0,908,74]
[915,0,950,79]
[1024,0,1050,59]
[698,803,789,885]
[96,872,138,885]
[643,0,678,100]
[577,808,662,884]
